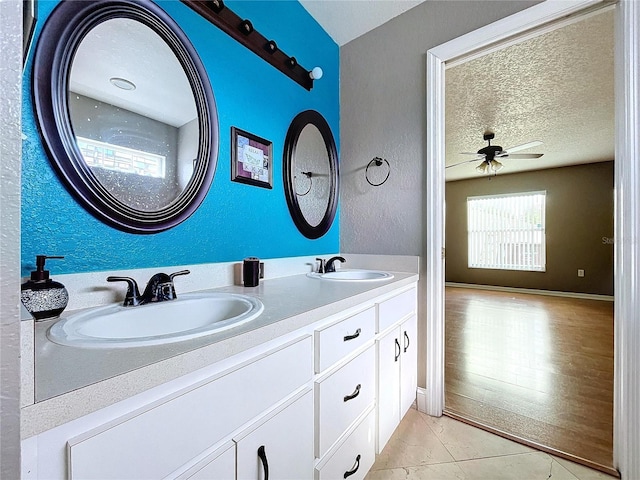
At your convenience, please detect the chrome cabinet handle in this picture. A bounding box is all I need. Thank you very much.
[343,454,361,479]
[258,445,269,480]
[404,330,410,353]
[395,338,401,362]
[343,384,361,402]
[344,328,361,342]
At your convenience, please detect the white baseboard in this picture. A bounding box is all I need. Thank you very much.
[445,282,614,302]
[416,387,428,414]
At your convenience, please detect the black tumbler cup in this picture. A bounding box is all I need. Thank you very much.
[243,257,260,287]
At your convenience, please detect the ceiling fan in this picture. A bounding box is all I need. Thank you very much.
[447,132,544,174]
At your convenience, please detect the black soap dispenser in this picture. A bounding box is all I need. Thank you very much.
[21,255,69,321]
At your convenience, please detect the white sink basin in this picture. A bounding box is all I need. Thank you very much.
[307,269,394,281]
[47,292,264,348]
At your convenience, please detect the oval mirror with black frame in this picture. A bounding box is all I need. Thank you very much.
[283,110,339,239]
[32,0,218,233]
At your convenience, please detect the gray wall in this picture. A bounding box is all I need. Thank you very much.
[445,162,614,295]
[339,0,540,388]
[1,0,23,476]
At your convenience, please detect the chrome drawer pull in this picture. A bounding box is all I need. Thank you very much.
[343,328,361,342]
[343,384,361,402]
[343,454,361,479]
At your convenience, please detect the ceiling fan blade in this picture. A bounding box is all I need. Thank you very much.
[446,157,484,168]
[502,140,543,154]
[500,153,544,159]
[460,152,483,156]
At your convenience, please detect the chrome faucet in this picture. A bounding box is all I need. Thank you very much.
[107,270,190,306]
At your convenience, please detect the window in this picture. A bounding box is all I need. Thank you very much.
[467,191,546,271]
[76,136,166,179]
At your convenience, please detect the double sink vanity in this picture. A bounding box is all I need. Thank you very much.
[21,255,419,480]
[21,0,419,478]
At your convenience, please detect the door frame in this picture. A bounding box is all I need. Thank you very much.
[424,0,640,477]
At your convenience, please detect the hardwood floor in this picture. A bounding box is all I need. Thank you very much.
[444,286,615,475]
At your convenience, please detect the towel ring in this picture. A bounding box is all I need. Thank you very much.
[365,157,390,187]
[295,171,313,196]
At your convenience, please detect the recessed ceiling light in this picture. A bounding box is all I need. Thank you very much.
[109,77,136,91]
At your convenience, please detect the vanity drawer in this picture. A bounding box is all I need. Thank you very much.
[315,307,375,373]
[176,441,235,480]
[315,407,376,480]
[377,286,417,333]
[315,345,375,458]
[67,335,312,480]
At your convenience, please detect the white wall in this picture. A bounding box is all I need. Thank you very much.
[0,0,23,476]
[339,0,541,387]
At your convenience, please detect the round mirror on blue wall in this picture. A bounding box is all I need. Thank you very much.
[283,110,339,239]
[32,0,218,233]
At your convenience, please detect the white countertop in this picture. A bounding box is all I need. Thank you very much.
[22,270,418,438]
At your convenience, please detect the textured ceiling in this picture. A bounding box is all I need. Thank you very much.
[299,0,426,46]
[445,9,614,182]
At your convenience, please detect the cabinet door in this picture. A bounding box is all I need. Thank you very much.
[236,389,314,480]
[400,315,418,417]
[376,326,400,453]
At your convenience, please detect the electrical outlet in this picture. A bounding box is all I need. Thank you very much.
[578,269,585,277]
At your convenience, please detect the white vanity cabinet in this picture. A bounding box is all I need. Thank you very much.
[22,279,420,480]
[375,287,418,453]
[30,335,313,479]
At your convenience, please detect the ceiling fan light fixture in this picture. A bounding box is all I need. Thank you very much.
[454,134,544,178]
[490,159,503,172]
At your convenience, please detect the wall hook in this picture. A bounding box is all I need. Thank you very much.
[365,157,390,186]
[264,40,277,54]
[208,0,224,14]
[238,19,253,35]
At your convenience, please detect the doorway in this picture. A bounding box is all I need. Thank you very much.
[424,1,640,479]
[442,11,615,471]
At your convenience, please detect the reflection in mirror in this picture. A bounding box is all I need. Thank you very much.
[68,18,198,212]
[294,124,330,227]
[283,110,338,239]
[32,0,218,233]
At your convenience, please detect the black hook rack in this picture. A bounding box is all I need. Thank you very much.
[182,0,314,90]
[365,157,390,186]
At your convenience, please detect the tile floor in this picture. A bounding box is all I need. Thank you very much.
[365,408,615,480]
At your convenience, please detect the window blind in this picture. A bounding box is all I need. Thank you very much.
[467,191,546,271]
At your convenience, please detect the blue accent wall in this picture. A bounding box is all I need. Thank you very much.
[22,0,339,276]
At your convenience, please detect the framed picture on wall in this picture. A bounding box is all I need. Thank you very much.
[231,127,273,189]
